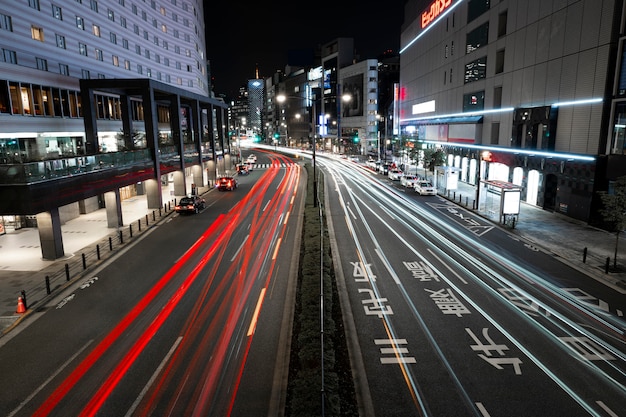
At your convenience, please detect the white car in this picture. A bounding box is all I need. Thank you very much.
[388,168,404,181]
[246,154,257,163]
[414,180,436,195]
[400,174,419,188]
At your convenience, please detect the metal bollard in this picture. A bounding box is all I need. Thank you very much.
[583,247,587,263]
[119,230,124,244]
[129,224,133,238]
[138,218,141,231]
[45,276,51,294]
[65,263,70,281]
[109,236,113,251]
[605,257,610,274]
[97,244,101,260]
[145,214,149,225]
[153,211,156,221]
[82,253,87,270]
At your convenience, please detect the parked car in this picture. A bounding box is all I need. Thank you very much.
[217,176,238,191]
[388,168,404,181]
[414,180,437,195]
[175,195,206,214]
[400,174,419,188]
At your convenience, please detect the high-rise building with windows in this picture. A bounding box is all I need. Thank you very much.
[0,0,228,258]
[399,0,626,224]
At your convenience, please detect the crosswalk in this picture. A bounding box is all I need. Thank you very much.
[247,162,298,169]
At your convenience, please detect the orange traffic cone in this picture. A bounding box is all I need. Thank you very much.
[16,296,26,314]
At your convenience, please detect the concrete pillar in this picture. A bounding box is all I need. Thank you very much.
[192,165,203,193]
[172,170,185,197]
[104,190,123,228]
[206,161,216,187]
[36,208,65,260]
[145,178,162,209]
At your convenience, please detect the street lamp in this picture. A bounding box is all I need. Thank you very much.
[277,92,319,206]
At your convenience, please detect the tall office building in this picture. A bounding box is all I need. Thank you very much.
[0,0,228,257]
[399,0,626,224]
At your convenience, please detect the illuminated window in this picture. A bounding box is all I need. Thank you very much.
[464,56,487,84]
[31,26,44,42]
[93,24,100,37]
[466,22,489,54]
[112,55,119,66]
[56,34,66,48]
[76,16,84,30]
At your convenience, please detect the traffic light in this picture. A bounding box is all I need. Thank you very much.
[273,132,280,139]
[353,134,359,143]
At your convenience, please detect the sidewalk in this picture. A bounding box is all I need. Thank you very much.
[0,194,180,333]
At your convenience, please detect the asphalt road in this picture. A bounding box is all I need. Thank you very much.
[320,156,626,417]
[0,151,304,416]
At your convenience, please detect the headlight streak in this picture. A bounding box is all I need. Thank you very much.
[326,163,477,416]
[326,159,626,414]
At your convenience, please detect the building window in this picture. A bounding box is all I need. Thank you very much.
[493,86,502,108]
[79,42,87,56]
[135,45,141,54]
[110,32,117,44]
[3,49,17,64]
[133,24,139,35]
[445,44,448,58]
[112,55,119,66]
[119,0,124,5]
[491,122,500,144]
[124,60,130,70]
[161,24,167,33]
[145,49,150,59]
[36,57,48,71]
[59,63,70,75]
[498,10,508,38]
[122,38,128,49]
[495,49,505,74]
[466,22,489,54]
[82,69,90,78]
[31,26,44,41]
[76,16,84,30]
[467,0,490,24]
[95,48,103,61]
[52,4,62,20]
[107,8,114,21]
[120,16,126,28]
[29,0,40,10]
[137,64,143,74]
[0,13,13,31]
[90,0,98,12]
[56,34,66,48]
[463,90,485,112]
[93,25,100,37]
[464,56,487,84]
[143,30,149,40]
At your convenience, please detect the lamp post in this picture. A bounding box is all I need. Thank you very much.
[277,92,319,206]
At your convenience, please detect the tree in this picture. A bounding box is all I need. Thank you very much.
[420,148,446,179]
[597,175,626,269]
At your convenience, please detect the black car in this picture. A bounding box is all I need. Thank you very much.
[175,195,206,214]
[217,176,238,191]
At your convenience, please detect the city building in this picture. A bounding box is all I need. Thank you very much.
[399,0,626,224]
[0,0,229,259]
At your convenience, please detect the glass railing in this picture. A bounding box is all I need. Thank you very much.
[0,146,222,185]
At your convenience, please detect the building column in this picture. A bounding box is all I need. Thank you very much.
[192,165,203,193]
[172,170,185,197]
[36,208,64,260]
[145,178,162,209]
[104,190,123,228]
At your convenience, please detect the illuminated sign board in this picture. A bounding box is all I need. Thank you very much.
[421,0,452,29]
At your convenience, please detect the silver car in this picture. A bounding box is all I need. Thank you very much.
[414,180,436,195]
[400,174,419,188]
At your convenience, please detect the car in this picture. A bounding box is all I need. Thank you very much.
[378,163,390,175]
[175,195,206,214]
[414,180,437,195]
[217,176,238,191]
[400,174,419,188]
[246,154,257,163]
[388,168,404,181]
[236,163,249,175]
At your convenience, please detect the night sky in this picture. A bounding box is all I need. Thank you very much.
[204,1,407,100]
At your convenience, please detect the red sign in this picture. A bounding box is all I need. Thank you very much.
[421,0,452,29]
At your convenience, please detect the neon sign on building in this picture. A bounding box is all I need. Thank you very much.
[421,0,452,28]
